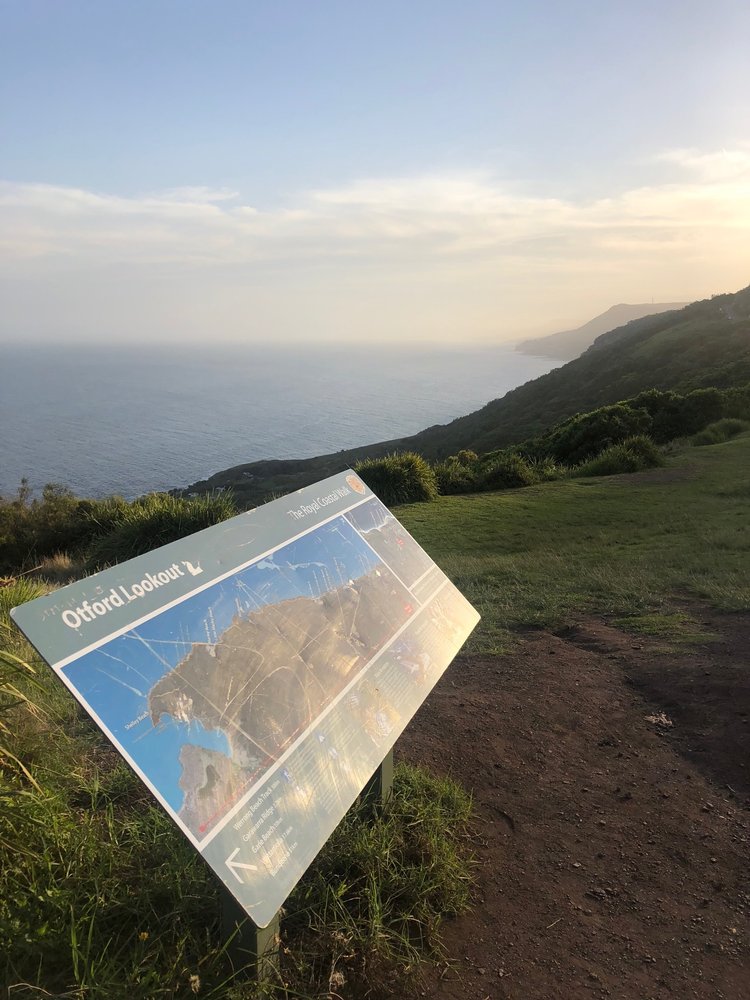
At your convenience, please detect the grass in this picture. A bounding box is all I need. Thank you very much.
[691,417,750,446]
[3,432,749,995]
[282,765,473,998]
[354,452,439,507]
[32,551,82,584]
[610,611,718,647]
[85,491,239,568]
[397,433,750,654]
[571,434,662,478]
[0,590,475,1000]
[0,487,237,575]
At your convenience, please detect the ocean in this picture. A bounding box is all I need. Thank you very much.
[0,343,558,499]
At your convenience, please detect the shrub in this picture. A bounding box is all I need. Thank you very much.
[620,434,663,464]
[433,459,480,495]
[526,384,750,465]
[354,452,439,506]
[0,482,86,572]
[480,452,537,491]
[1,485,239,574]
[723,384,750,421]
[626,388,727,442]
[0,578,48,628]
[77,494,133,537]
[0,484,137,573]
[573,435,662,477]
[691,418,750,446]
[527,456,565,481]
[626,389,688,442]
[677,387,727,435]
[86,491,238,568]
[542,403,652,465]
[31,552,81,585]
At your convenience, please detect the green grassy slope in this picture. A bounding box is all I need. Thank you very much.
[398,433,750,655]
[515,301,687,361]
[406,285,750,457]
[187,286,750,505]
[2,431,748,996]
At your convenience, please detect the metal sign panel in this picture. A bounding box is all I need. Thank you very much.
[12,471,479,928]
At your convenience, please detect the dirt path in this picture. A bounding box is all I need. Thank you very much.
[398,611,750,1000]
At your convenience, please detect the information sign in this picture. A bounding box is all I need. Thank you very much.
[12,471,479,928]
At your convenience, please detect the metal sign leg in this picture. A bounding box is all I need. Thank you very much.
[361,748,394,809]
[221,888,281,985]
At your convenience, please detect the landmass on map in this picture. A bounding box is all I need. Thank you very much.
[147,566,413,836]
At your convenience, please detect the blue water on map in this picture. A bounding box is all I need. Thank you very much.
[146,721,231,814]
[0,342,558,498]
[62,517,386,812]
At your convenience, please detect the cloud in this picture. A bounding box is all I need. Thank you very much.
[655,145,750,182]
[1,148,749,341]
[157,186,241,203]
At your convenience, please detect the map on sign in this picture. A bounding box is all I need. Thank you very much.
[12,472,479,927]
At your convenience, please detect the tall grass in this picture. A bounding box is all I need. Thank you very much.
[1,486,238,573]
[284,764,473,996]
[432,459,480,495]
[1,581,474,998]
[572,435,662,478]
[480,451,538,490]
[691,418,750,446]
[86,491,238,567]
[355,453,439,506]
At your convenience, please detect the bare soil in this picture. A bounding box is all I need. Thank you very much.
[398,609,750,1000]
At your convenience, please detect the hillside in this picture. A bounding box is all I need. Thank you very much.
[420,284,750,455]
[515,301,687,361]
[183,285,750,505]
[5,429,750,997]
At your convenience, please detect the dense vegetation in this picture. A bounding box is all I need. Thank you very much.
[515,300,687,361]
[352,383,749,506]
[0,486,237,575]
[2,409,748,996]
[2,289,750,996]
[180,284,750,506]
[522,384,750,463]
[353,452,439,506]
[4,384,748,552]
[398,432,750,657]
[410,284,750,458]
[0,597,474,1000]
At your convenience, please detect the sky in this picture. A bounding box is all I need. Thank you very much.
[2,0,750,345]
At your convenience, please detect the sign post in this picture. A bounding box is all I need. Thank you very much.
[221,892,280,983]
[361,748,394,809]
[12,471,479,969]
